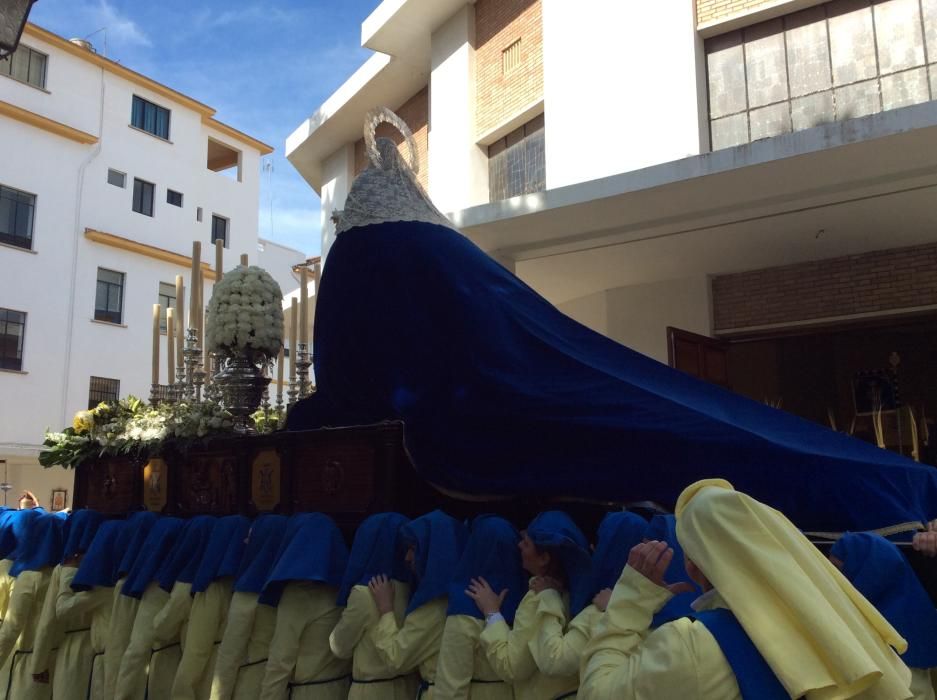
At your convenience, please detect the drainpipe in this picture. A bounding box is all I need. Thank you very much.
[60,64,105,426]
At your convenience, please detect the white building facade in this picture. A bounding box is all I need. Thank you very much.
[0,24,304,506]
[287,0,937,454]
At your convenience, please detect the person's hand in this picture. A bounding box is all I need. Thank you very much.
[32,671,49,683]
[368,575,395,615]
[466,577,507,616]
[628,541,696,594]
[913,531,937,558]
[529,575,563,594]
[592,588,613,612]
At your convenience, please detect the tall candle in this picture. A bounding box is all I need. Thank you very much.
[166,308,175,383]
[174,275,185,372]
[152,304,161,386]
[203,308,211,386]
[190,242,201,330]
[215,238,224,284]
[240,253,248,267]
[197,268,204,344]
[289,298,298,383]
[299,268,308,347]
[276,346,284,402]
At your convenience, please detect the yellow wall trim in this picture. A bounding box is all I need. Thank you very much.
[0,99,98,144]
[23,24,270,154]
[204,117,274,156]
[84,228,217,280]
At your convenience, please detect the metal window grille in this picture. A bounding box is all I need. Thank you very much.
[88,376,119,409]
[0,44,47,89]
[132,178,154,216]
[0,184,35,250]
[211,215,228,247]
[0,308,26,371]
[502,39,522,74]
[487,113,546,203]
[131,95,171,139]
[94,268,124,324]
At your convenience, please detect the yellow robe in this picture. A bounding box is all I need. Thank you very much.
[113,581,171,700]
[29,563,66,682]
[578,567,741,700]
[0,568,52,700]
[329,583,418,700]
[209,592,277,700]
[434,615,513,700]
[171,578,234,700]
[55,568,113,700]
[0,559,15,695]
[150,580,194,700]
[370,597,448,700]
[909,668,935,700]
[529,592,603,696]
[105,578,141,700]
[259,582,350,700]
[479,589,574,700]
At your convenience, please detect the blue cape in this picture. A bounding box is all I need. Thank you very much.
[336,512,410,606]
[61,509,105,562]
[71,520,125,590]
[191,515,250,594]
[287,219,937,532]
[527,511,594,616]
[0,509,38,559]
[593,511,648,591]
[447,514,526,624]
[233,514,288,598]
[262,513,348,605]
[401,510,467,615]
[646,514,700,626]
[10,513,65,576]
[831,532,937,668]
[156,515,216,591]
[121,517,183,598]
[115,511,158,578]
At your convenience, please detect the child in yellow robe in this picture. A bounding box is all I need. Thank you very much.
[258,513,351,700]
[329,512,418,699]
[367,509,467,700]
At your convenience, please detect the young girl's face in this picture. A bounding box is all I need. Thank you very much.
[518,532,550,577]
[405,544,417,574]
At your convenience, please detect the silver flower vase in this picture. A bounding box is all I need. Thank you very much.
[216,354,270,433]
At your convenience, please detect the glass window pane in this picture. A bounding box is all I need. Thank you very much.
[0,193,14,236]
[142,182,153,215]
[98,268,122,285]
[0,54,10,77]
[156,108,169,139]
[107,169,125,188]
[144,103,156,134]
[14,201,33,239]
[132,96,144,129]
[10,49,28,82]
[27,51,45,88]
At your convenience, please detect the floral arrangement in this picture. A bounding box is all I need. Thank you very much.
[207,265,284,364]
[38,397,283,469]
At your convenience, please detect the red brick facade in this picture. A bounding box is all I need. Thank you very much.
[712,243,937,330]
[354,86,429,190]
[475,0,544,138]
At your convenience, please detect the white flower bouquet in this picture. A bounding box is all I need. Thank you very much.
[207,265,284,364]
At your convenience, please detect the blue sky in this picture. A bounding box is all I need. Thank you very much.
[30,0,379,257]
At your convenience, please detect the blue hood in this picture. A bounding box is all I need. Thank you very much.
[831,532,937,668]
[61,509,105,562]
[156,515,216,591]
[648,514,700,626]
[0,509,39,560]
[447,514,526,624]
[401,510,467,614]
[262,513,348,606]
[71,520,125,590]
[337,512,409,606]
[11,513,65,576]
[527,511,594,616]
[121,517,183,598]
[115,511,159,579]
[593,511,648,591]
[191,515,251,594]
[233,514,288,598]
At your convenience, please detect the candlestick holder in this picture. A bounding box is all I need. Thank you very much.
[287,377,299,407]
[183,328,201,402]
[203,353,222,404]
[175,363,186,403]
[149,382,160,406]
[275,387,284,415]
[296,343,312,399]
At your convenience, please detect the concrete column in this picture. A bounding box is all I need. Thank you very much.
[429,5,489,214]
[319,143,355,266]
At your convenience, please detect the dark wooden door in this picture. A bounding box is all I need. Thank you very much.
[667,327,731,388]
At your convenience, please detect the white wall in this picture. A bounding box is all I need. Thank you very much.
[429,5,489,214]
[557,289,609,337]
[257,239,305,300]
[319,144,355,266]
[542,0,709,189]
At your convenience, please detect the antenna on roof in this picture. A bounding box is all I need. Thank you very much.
[82,27,107,57]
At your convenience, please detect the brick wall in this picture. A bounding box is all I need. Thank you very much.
[712,243,937,330]
[697,0,810,27]
[354,86,429,190]
[475,0,543,138]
